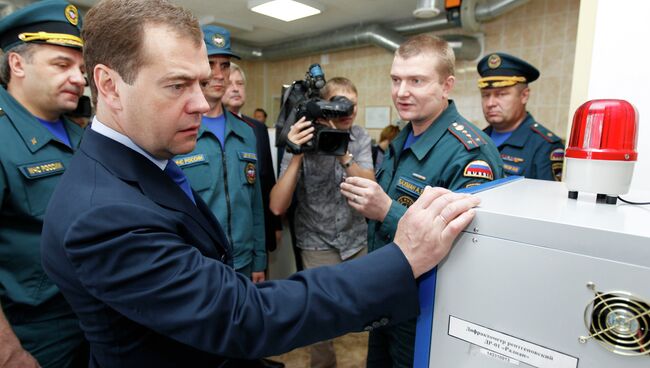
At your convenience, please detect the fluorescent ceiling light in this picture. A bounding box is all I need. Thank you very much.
[248,0,324,22]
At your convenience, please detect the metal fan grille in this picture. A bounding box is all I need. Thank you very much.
[583,291,650,356]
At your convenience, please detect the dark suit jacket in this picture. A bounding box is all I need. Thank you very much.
[41,129,419,367]
[240,114,282,251]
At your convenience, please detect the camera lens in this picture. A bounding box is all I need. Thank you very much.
[316,130,350,156]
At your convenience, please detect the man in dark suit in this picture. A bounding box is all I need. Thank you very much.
[40,0,481,367]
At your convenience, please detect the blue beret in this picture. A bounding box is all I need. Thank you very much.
[201,25,240,59]
[477,52,539,89]
[0,0,83,51]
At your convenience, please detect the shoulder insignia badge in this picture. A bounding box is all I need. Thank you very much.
[448,122,485,151]
[550,148,564,162]
[531,123,561,143]
[245,162,257,184]
[463,160,494,180]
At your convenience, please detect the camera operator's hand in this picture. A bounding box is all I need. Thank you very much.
[340,177,392,221]
[394,187,480,278]
[287,117,315,148]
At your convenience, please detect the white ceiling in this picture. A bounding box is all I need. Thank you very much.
[73,0,424,46]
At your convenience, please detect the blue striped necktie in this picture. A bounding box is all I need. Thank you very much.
[164,160,196,205]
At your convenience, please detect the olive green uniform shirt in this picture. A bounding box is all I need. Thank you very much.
[0,87,85,366]
[178,110,266,273]
[366,101,503,367]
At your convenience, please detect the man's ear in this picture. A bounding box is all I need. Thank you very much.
[520,86,530,105]
[7,52,28,80]
[94,64,123,111]
[441,75,455,99]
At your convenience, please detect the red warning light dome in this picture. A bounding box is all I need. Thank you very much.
[566,99,638,161]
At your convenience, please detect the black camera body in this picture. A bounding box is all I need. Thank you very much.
[276,64,353,156]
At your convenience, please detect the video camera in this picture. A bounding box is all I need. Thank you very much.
[275,64,354,156]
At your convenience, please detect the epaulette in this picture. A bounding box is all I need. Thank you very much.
[448,122,486,151]
[530,122,561,143]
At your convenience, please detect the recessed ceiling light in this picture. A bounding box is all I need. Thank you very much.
[248,0,324,22]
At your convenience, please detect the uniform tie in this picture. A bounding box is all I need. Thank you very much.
[164,160,196,204]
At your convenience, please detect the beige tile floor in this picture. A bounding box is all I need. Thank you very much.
[270,332,368,368]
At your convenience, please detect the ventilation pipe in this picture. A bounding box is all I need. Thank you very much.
[413,0,442,19]
[230,0,528,60]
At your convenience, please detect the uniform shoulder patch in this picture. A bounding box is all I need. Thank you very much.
[550,148,564,162]
[463,160,494,180]
[530,123,561,143]
[448,122,487,151]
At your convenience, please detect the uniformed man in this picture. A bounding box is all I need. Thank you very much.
[223,62,283,254]
[478,52,565,181]
[340,34,503,368]
[0,1,87,367]
[177,26,267,282]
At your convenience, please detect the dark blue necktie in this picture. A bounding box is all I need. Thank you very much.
[164,160,196,205]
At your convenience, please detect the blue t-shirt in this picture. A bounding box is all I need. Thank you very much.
[489,130,513,147]
[37,117,71,147]
[202,114,226,149]
[402,129,421,151]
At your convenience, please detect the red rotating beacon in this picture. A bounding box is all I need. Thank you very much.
[564,99,638,204]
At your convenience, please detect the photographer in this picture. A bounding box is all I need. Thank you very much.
[270,77,374,368]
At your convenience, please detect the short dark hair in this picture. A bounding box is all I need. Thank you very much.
[254,108,267,118]
[0,43,37,85]
[82,0,202,104]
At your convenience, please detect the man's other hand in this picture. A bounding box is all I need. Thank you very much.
[340,177,392,221]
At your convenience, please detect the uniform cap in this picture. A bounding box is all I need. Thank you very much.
[477,52,539,89]
[0,0,83,51]
[201,25,240,59]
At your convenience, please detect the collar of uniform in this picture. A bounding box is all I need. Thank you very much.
[198,105,248,142]
[62,116,84,148]
[391,100,460,161]
[0,86,76,153]
[488,112,534,148]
